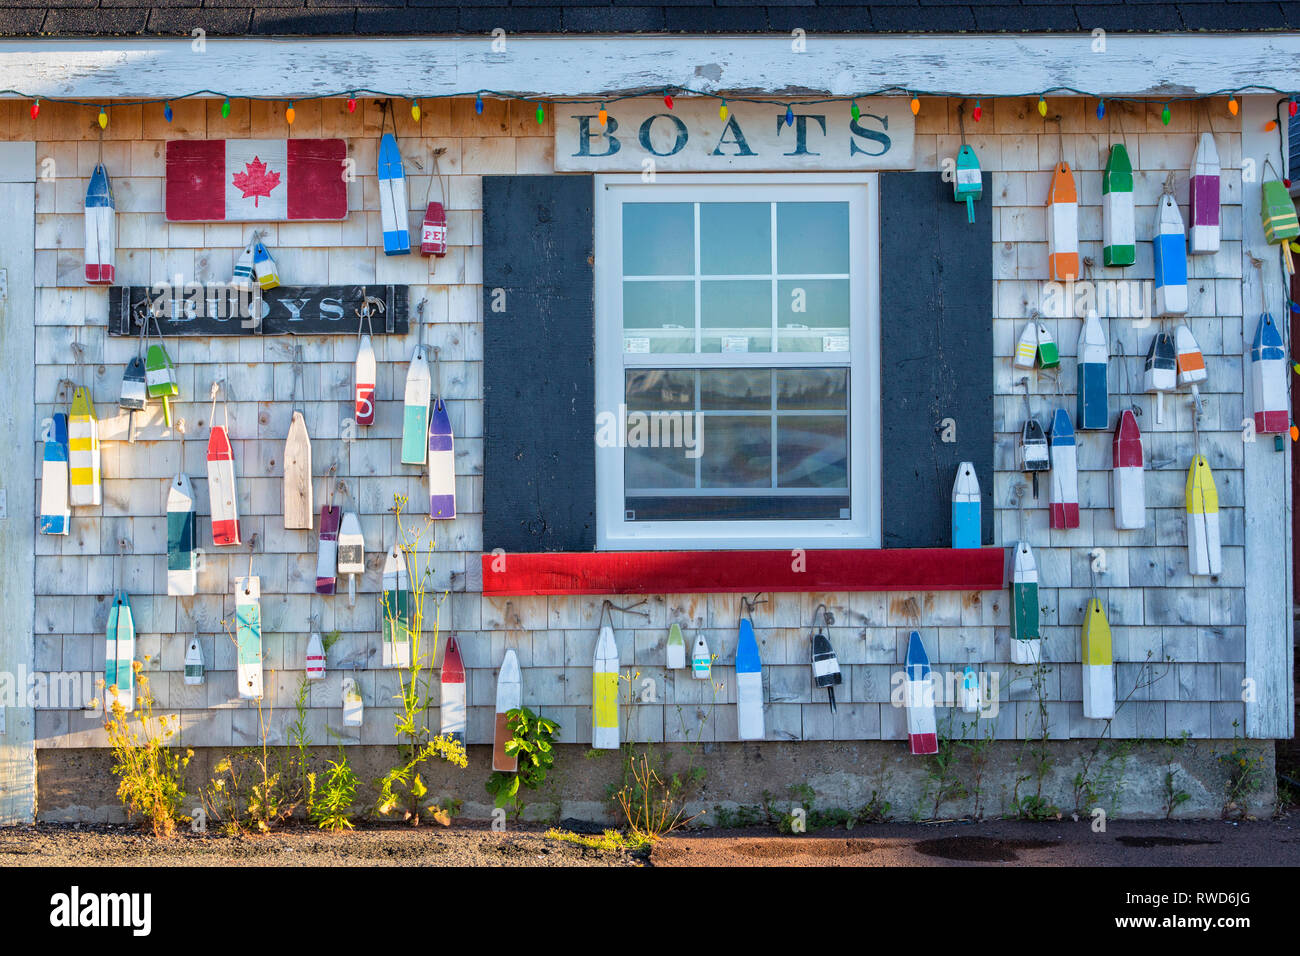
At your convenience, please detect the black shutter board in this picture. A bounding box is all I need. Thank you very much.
[482,175,596,552]
[879,172,994,548]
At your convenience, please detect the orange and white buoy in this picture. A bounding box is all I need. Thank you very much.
[1047,162,1079,281]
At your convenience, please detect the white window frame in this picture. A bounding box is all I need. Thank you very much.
[594,173,881,551]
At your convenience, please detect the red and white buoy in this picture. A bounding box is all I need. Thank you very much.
[441,636,466,747]
[904,631,938,756]
[206,393,241,547]
[305,630,326,681]
[420,151,449,257]
[1048,407,1079,530]
[1112,409,1146,530]
[1251,313,1288,434]
[420,201,447,257]
[354,333,376,427]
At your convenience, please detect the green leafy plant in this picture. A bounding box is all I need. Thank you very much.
[102,662,192,837]
[197,617,301,833]
[776,783,891,833]
[1009,793,1059,821]
[711,803,772,828]
[607,668,718,841]
[919,715,969,820]
[955,718,996,820]
[545,827,647,852]
[1007,662,1061,821]
[311,749,361,831]
[374,496,468,825]
[425,796,463,827]
[1217,723,1267,820]
[1159,730,1192,819]
[1069,651,1167,818]
[287,675,315,813]
[485,706,561,815]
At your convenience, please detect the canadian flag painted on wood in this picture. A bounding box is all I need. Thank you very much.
[165,139,348,221]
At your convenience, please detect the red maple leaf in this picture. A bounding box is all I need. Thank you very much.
[231,156,281,207]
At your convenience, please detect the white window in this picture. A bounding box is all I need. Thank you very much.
[595,174,881,550]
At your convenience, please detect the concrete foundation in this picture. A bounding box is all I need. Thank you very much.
[37,738,1275,826]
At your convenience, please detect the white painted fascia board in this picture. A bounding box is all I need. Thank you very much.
[2,34,1300,100]
[1241,94,1296,740]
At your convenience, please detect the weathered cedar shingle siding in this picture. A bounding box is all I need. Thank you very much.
[12,95,1252,749]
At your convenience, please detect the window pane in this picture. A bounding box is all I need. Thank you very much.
[701,368,770,410]
[626,444,695,489]
[700,415,771,488]
[623,203,694,275]
[776,368,848,410]
[700,203,771,276]
[777,202,850,274]
[778,414,848,488]
[622,279,695,353]
[776,278,849,352]
[625,369,695,411]
[700,279,771,353]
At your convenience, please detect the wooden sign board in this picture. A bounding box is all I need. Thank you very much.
[555,96,914,172]
[107,285,408,336]
[165,139,348,222]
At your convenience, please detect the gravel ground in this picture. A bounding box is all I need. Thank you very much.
[0,820,640,867]
[3,815,1299,866]
[654,815,1300,866]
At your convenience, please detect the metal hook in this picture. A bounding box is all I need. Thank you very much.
[291,344,305,407]
[1040,366,1063,399]
[1249,254,1269,316]
[1013,482,1029,540]
[739,593,767,622]
[1048,113,1065,168]
[811,603,833,629]
[599,598,650,630]
[245,532,259,587]
[1114,341,1140,417]
[424,146,449,208]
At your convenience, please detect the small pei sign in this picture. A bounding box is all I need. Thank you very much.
[555,96,914,172]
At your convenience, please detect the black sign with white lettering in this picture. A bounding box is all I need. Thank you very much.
[106,285,408,336]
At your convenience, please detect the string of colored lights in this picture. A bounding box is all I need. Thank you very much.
[4,85,1300,126]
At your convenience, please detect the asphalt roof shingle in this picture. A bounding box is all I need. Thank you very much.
[0,1,1294,37]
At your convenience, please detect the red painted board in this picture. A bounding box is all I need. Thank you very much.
[481,548,1006,596]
